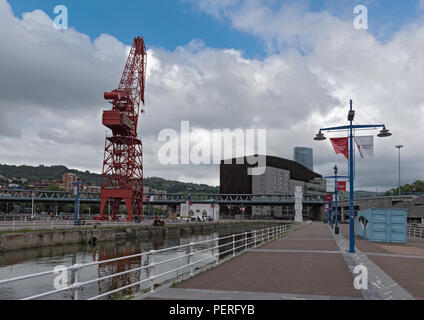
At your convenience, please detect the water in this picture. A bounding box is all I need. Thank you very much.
[0,230,242,300]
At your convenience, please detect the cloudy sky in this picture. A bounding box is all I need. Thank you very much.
[0,0,423,191]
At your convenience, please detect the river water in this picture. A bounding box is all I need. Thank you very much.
[0,230,242,300]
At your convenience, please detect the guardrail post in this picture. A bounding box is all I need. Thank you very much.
[244,232,248,251]
[215,236,219,265]
[254,230,257,248]
[72,264,81,300]
[149,250,155,292]
[232,234,235,256]
[189,242,194,276]
[267,228,270,242]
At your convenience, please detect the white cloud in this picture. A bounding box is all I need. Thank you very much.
[419,0,424,11]
[180,0,424,189]
[0,0,423,190]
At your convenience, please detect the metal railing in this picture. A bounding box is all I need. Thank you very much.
[407,226,424,239]
[0,222,306,300]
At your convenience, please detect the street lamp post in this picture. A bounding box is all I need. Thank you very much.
[147,193,152,221]
[395,145,404,196]
[324,165,348,234]
[329,196,332,227]
[334,165,338,229]
[31,192,35,219]
[314,99,392,253]
[73,178,82,226]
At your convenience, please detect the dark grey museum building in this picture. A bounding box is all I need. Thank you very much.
[220,155,326,220]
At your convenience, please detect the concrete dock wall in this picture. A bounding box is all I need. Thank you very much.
[0,221,288,252]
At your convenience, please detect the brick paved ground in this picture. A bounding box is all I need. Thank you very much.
[365,256,424,299]
[139,221,424,300]
[175,222,362,298]
[331,221,424,299]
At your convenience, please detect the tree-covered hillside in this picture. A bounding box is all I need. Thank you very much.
[385,180,424,195]
[0,164,219,194]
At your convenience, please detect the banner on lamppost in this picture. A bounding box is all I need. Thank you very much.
[338,181,347,192]
[325,194,332,202]
[294,186,303,222]
[355,135,374,158]
[330,137,349,159]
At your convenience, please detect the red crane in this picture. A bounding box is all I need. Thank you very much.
[96,36,147,221]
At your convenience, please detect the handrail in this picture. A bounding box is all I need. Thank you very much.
[0,222,307,300]
[407,226,424,239]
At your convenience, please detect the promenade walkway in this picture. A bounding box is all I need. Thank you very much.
[139,221,423,300]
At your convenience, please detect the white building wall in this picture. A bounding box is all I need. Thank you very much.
[180,203,220,221]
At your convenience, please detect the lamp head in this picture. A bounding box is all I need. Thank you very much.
[314,130,326,141]
[377,126,392,137]
[333,165,338,175]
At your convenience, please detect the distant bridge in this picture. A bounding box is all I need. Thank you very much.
[337,194,424,222]
[0,189,325,206]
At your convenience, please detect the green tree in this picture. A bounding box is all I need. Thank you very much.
[46,183,64,191]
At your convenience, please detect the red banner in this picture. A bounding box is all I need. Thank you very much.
[337,181,347,192]
[325,194,332,202]
[330,137,349,159]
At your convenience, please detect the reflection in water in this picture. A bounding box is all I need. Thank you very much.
[0,230,223,300]
[96,242,143,299]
